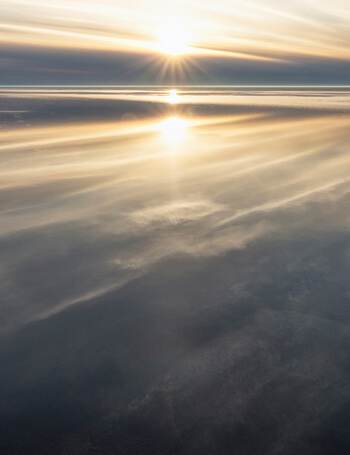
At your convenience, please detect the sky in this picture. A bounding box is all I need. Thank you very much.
[1,0,350,85]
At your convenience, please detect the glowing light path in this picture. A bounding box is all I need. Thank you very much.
[160,116,188,144]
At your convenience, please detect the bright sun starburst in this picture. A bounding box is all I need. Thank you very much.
[157,20,190,56]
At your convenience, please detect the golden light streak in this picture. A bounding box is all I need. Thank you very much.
[1,93,350,251]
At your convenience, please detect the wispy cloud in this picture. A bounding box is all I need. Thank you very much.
[1,0,350,84]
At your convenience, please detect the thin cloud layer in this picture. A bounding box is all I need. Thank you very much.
[1,0,350,84]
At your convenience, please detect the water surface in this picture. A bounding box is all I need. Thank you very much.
[1,89,350,454]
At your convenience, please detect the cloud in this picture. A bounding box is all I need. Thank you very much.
[1,44,350,85]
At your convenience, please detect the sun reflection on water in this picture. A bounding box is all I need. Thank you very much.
[166,89,180,104]
[160,117,187,144]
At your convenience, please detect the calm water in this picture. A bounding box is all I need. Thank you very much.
[1,89,350,454]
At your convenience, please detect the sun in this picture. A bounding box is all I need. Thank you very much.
[157,20,190,56]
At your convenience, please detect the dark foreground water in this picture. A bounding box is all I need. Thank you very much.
[0,88,350,454]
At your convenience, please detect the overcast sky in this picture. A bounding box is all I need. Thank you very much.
[1,0,350,85]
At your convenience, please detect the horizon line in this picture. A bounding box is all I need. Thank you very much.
[1,85,350,89]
